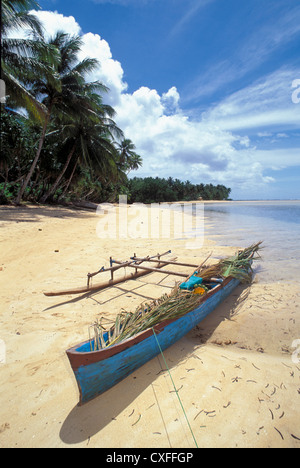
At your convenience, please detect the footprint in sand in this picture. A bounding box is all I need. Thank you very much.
[25,362,41,376]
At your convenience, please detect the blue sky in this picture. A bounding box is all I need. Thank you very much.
[35,0,300,199]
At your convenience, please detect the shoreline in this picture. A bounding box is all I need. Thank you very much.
[0,204,299,448]
[1,197,299,211]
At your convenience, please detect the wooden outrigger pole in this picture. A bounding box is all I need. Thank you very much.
[111,259,188,278]
[44,250,172,297]
[111,252,212,279]
[130,256,200,268]
[43,250,212,298]
[86,250,173,286]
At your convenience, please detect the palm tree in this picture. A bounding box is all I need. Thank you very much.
[1,0,52,120]
[126,152,143,173]
[15,31,106,204]
[39,96,123,203]
[116,138,142,174]
[103,138,142,202]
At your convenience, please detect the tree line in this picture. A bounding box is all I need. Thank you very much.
[0,0,231,206]
[128,177,231,203]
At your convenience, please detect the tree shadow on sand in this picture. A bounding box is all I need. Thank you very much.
[59,283,250,445]
[0,203,97,223]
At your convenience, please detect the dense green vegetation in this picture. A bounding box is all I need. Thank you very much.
[0,0,142,205]
[0,0,231,205]
[128,177,231,203]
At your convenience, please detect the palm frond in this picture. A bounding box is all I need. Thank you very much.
[72,57,101,77]
[2,1,42,36]
[2,69,47,121]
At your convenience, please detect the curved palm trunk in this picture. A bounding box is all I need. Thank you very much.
[15,105,52,204]
[39,142,76,203]
[0,166,9,198]
[59,157,79,200]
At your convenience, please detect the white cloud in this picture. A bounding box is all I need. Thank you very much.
[114,68,299,196]
[251,148,300,171]
[168,0,216,39]
[202,68,300,131]
[114,87,273,190]
[183,5,300,104]
[162,86,180,115]
[77,32,127,105]
[31,11,127,106]
[27,10,300,199]
[33,10,81,36]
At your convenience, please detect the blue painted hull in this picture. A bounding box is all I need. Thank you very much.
[67,277,240,405]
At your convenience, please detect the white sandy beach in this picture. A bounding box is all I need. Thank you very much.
[0,203,299,448]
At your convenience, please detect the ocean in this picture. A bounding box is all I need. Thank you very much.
[203,200,300,284]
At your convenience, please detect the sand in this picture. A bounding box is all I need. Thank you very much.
[0,203,299,448]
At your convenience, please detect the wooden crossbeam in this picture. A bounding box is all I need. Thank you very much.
[112,260,188,277]
[43,250,173,297]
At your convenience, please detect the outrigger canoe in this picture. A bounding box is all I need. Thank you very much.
[53,243,261,405]
[66,275,240,405]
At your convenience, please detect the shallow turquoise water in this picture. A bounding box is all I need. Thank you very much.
[203,201,300,284]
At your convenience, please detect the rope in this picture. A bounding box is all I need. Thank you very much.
[151,327,199,449]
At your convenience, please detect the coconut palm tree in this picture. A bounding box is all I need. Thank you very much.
[39,94,123,203]
[103,138,142,202]
[15,31,107,204]
[1,0,53,120]
[116,138,142,174]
